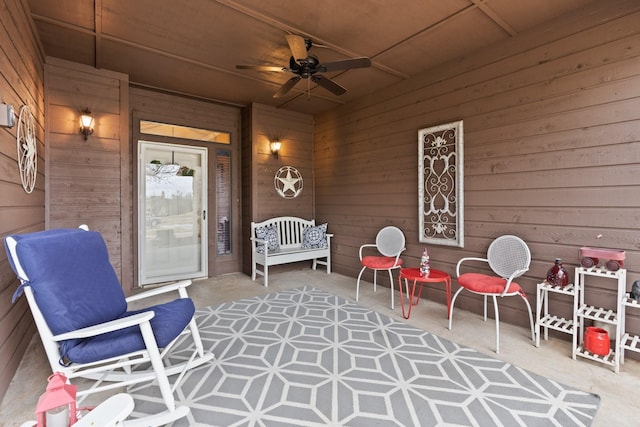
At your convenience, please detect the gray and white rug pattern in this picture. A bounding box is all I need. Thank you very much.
[129,287,600,426]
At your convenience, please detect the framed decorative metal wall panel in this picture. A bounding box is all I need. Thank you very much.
[418,120,464,247]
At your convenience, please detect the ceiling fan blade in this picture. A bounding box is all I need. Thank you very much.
[312,75,346,96]
[273,76,302,98]
[319,57,371,72]
[236,65,286,72]
[286,35,308,62]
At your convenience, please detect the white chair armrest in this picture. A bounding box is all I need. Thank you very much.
[125,280,192,303]
[52,311,155,341]
[358,243,376,260]
[393,247,406,266]
[456,257,489,277]
[501,267,530,296]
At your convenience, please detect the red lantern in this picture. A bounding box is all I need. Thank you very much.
[36,372,78,427]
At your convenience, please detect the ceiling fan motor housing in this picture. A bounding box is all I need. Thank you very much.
[290,55,320,77]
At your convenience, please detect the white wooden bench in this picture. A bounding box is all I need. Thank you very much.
[251,216,332,287]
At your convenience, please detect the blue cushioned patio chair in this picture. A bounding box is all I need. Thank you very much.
[5,226,214,426]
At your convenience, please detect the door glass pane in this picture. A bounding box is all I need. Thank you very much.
[140,142,207,285]
[216,150,231,255]
[140,120,230,143]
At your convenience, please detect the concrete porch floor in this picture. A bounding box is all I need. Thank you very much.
[1,268,638,426]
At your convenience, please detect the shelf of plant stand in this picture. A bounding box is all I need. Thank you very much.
[541,282,577,296]
[537,283,577,335]
[578,265,625,279]
[538,314,575,334]
[621,295,640,354]
[575,344,617,367]
[576,304,618,324]
[621,333,640,354]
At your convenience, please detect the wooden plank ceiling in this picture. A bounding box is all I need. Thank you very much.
[28,0,597,115]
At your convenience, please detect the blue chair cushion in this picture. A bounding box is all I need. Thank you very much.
[61,298,196,364]
[9,229,128,335]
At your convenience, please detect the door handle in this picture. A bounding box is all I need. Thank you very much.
[203,210,206,220]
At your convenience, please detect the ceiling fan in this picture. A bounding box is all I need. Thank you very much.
[236,35,371,98]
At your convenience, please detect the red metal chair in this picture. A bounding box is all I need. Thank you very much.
[448,235,535,353]
[356,226,405,309]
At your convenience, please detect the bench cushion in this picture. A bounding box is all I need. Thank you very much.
[302,223,328,249]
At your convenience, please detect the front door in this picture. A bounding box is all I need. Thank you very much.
[138,141,208,285]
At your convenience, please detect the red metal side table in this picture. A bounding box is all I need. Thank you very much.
[398,268,452,319]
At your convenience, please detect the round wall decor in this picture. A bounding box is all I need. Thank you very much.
[274,166,303,199]
[16,105,37,194]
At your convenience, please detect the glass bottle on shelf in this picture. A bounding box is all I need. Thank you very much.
[546,258,569,286]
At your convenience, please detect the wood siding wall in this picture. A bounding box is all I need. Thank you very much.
[314,1,640,333]
[130,87,242,277]
[0,0,44,402]
[44,58,132,287]
[241,103,314,276]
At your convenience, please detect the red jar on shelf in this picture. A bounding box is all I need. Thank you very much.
[584,327,610,356]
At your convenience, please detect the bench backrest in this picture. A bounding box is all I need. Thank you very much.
[251,216,316,249]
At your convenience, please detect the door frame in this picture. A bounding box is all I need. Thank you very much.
[131,110,242,287]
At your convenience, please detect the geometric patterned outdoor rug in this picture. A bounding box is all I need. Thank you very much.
[128,286,600,426]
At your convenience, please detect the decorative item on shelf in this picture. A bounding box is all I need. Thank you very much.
[631,280,640,300]
[584,326,610,356]
[419,247,430,277]
[35,372,78,427]
[79,108,94,141]
[546,258,569,287]
[579,247,625,271]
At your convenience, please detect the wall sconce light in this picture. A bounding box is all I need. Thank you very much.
[79,108,94,141]
[270,140,282,159]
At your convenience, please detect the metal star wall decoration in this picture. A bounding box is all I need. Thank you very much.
[274,166,303,199]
